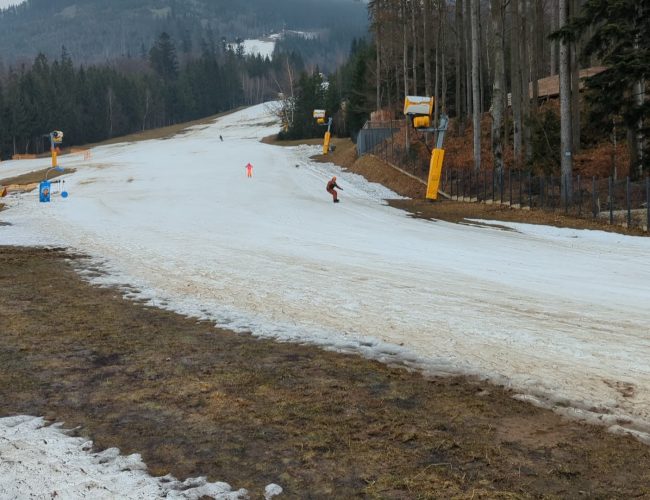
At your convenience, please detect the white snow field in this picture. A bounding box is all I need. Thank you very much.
[2,100,650,464]
[0,416,259,499]
[228,39,276,59]
[0,0,25,9]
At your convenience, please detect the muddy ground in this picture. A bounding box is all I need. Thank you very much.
[0,167,75,188]
[1,247,650,498]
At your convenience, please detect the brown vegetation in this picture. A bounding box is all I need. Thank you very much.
[2,246,650,497]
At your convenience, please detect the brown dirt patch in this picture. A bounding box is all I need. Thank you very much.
[83,108,245,148]
[261,135,324,147]
[389,198,649,236]
[2,246,650,497]
[0,168,76,188]
[345,154,426,199]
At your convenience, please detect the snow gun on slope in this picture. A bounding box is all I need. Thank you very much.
[313,109,333,155]
[39,130,67,203]
[403,97,449,200]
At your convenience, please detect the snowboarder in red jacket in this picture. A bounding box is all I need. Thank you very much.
[326,176,342,203]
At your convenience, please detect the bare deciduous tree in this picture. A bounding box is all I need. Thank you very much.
[471,0,481,171]
[559,0,573,202]
[490,0,505,177]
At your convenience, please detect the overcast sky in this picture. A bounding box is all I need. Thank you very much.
[0,0,25,9]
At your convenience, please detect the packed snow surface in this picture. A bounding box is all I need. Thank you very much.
[0,416,261,499]
[229,39,276,59]
[229,31,318,59]
[2,103,650,446]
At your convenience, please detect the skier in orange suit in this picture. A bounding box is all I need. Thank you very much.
[245,163,253,178]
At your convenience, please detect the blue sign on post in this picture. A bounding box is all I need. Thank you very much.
[39,181,51,203]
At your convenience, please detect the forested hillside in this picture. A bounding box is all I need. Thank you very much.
[0,33,312,158]
[283,0,649,193]
[0,0,368,159]
[0,0,367,70]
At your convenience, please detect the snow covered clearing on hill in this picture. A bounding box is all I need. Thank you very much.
[0,0,25,10]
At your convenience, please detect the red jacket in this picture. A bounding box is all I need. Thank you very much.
[326,179,340,191]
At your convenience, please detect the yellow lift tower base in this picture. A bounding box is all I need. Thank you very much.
[426,148,445,200]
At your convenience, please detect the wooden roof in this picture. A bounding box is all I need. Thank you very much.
[507,66,607,105]
[534,66,607,99]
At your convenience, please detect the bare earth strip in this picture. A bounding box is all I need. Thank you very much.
[1,246,650,497]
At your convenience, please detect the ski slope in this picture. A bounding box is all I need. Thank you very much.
[2,103,650,443]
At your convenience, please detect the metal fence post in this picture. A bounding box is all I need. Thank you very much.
[577,174,581,216]
[492,169,496,204]
[590,176,595,218]
[647,176,649,231]
[509,168,513,206]
[483,170,487,203]
[528,172,532,209]
[460,170,463,200]
[609,176,613,225]
[451,169,454,200]
[518,171,522,208]
[500,169,504,204]
[627,176,631,227]
[468,169,472,201]
[550,175,555,212]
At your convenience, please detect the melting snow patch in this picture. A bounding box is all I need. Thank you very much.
[0,416,271,499]
[265,483,284,499]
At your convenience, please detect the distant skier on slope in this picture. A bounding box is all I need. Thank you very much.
[326,176,342,203]
[245,162,254,178]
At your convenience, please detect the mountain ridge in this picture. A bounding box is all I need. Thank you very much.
[0,0,367,68]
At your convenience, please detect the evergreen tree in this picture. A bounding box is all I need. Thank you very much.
[283,71,326,139]
[561,0,650,177]
[0,30,300,156]
[0,80,6,159]
[149,32,179,82]
[344,41,373,139]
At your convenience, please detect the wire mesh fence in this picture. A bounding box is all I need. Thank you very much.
[367,135,650,232]
[440,168,650,231]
